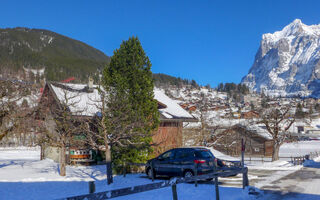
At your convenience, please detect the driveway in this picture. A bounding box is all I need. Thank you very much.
[257,167,320,199]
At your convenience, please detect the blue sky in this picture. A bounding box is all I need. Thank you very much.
[1,0,320,87]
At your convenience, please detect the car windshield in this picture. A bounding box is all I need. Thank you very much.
[195,150,214,159]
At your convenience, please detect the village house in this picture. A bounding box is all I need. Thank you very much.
[241,110,259,119]
[38,81,197,163]
[182,123,274,157]
[241,94,261,108]
[293,120,320,136]
[209,124,274,157]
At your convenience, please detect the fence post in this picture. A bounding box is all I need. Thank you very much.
[214,175,220,200]
[194,162,198,187]
[172,183,178,200]
[241,138,248,189]
[242,168,249,189]
[241,139,245,167]
[151,162,155,182]
[89,181,95,194]
[211,160,219,200]
[123,162,126,177]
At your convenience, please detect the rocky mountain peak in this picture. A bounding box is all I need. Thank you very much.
[242,19,320,97]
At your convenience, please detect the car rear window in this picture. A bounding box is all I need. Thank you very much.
[195,150,213,159]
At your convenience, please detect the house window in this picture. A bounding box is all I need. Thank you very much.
[297,126,304,133]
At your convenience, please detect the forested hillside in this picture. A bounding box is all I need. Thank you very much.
[0,27,110,82]
[153,73,202,89]
[0,27,206,88]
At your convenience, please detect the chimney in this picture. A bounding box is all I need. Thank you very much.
[88,76,94,89]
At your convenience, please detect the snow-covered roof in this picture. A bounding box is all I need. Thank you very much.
[50,83,101,116]
[245,124,273,140]
[153,89,195,120]
[47,83,196,121]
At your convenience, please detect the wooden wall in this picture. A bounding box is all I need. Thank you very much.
[264,141,274,157]
[152,121,183,155]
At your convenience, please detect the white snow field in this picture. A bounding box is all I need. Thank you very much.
[280,141,320,157]
[0,142,320,200]
[0,147,252,200]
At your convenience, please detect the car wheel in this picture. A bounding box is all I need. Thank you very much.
[183,170,194,178]
[147,168,155,179]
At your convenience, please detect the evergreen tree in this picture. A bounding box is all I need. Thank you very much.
[217,83,224,92]
[102,36,159,181]
[191,79,198,88]
[295,103,305,119]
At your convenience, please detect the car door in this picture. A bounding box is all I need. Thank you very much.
[155,149,176,176]
[172,149,194,176]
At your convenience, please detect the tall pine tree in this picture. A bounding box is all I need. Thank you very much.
[102,36,159,182]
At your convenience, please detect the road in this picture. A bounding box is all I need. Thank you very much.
[259,167,320,199]
[140,166,320,199]
[215,167,320,199]
[217,168,294,188]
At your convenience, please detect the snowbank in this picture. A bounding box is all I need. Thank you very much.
[247,160,302,171]
[208,147,240,161]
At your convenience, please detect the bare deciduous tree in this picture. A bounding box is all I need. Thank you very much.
[39,85,84,176]
[260,105,295,161]
[0,79,35,143]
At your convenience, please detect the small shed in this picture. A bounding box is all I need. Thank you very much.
[210,124,273,157]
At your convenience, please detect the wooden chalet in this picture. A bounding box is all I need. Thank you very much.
[39,82,197,163]
[210,124,273,157]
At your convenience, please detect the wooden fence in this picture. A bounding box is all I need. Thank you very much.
[59,166,248,200]
[243,151,320,165]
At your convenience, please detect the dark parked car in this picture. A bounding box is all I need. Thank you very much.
[145,147,240,179]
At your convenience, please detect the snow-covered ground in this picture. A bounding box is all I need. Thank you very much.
[0,147,253,200]
[0,148,250,200]
[244,140,320,167]
[280,141,320,157]
[0,142,320,200]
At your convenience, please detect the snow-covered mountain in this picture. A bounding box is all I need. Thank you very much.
[242,19,320,97]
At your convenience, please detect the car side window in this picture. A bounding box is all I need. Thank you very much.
[160,150,175,160]
[175,149,194,159]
